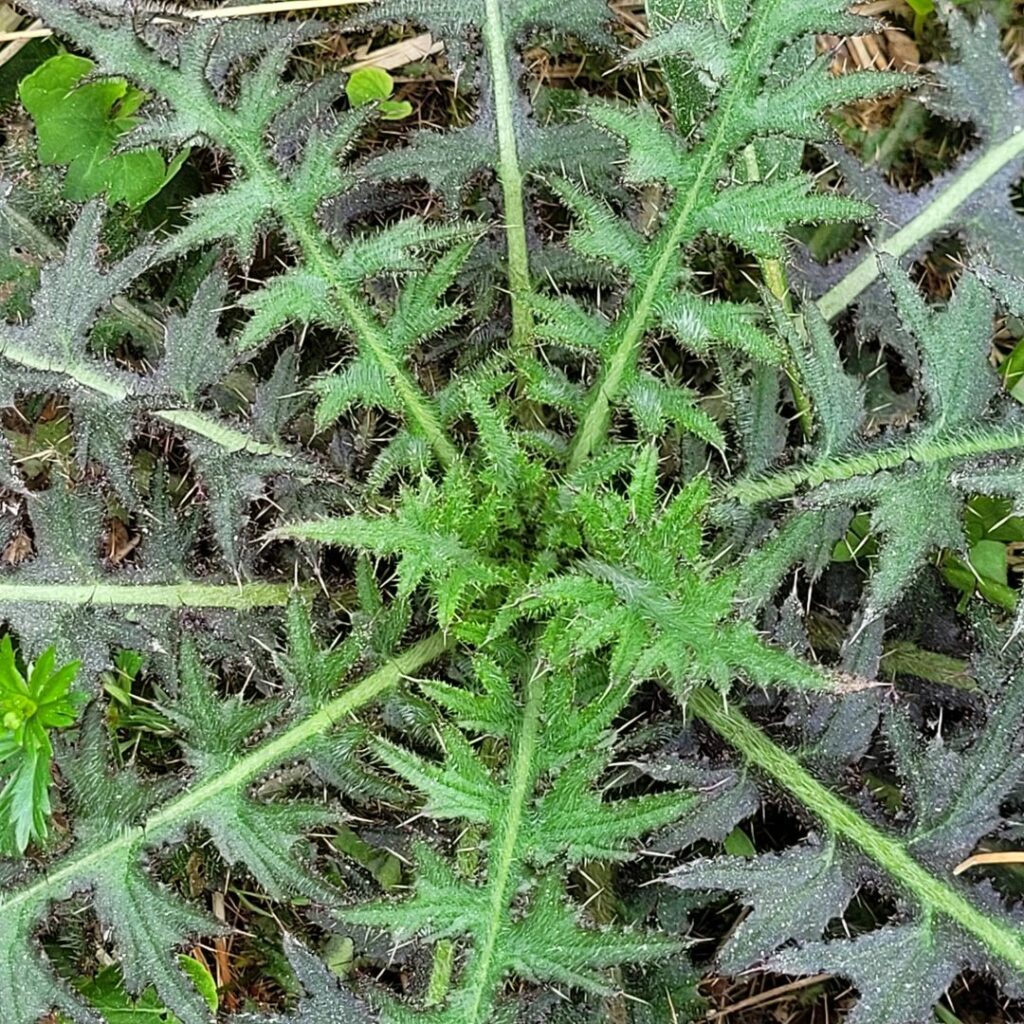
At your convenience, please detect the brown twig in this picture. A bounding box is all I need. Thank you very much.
[707,973,834,1020]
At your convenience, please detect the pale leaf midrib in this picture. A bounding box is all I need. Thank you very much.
[463,668,545,1022]
[817,129,1024,321]
[482,0,535,358]
[0,633,450,919]
[0,582,295,608]
[690,686,1024,973]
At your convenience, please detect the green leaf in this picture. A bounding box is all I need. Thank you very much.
[626,18,732,88]
[694,178,874,260]
[19,53,183,208]
[657,291,784,363]
[1003,343,1024,403]
[769,923,969,1024]
[722,827,756,858]
[346,67,412,120]
[666,840,855,970]
[177,957,217,1014]
[347,67,394,106]
[0,636,83,853]
[76,964,181,1023]
[766,300,863,457]
[274,465,515,630]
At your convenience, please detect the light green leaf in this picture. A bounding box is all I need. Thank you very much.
[346,66,412,120]
[19,53,184,208]
[177,956,217,1014]
[0,637,84,854]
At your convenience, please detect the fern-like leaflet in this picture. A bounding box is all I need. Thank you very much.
[0,599,449,1024]
[556,0,910,467]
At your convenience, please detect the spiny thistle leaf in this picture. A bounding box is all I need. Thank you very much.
[197,791,337,903]
[682,633,1024,1023]
[89,850,222,1024]
[503,445,825,697]
[666,838,856,970]
[768,923,977,1024]
[641,758,760,854]
[347,0,612,63]
[812,7,1024,322]
[887,636,1024,874]
[0,478,291,671]
[0,632,450,1024]
[691,177,874,260]
[726,263,1024,648]
[370,116,620,211]
[167,641,285,775]
[0,201,154,403]
[273,460,520,632]
[0,887,100,1024]
[0,197,313,563]
[311,238,474,435]
[342,660,689,1022]
[159,640,338,903]
[558,0,909,465]
[20,0,458,466]
[239,935,378,1023]
[347,0,622,378]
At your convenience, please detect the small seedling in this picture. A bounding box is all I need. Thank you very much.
[0,636,83,853]
[346,66,413,120]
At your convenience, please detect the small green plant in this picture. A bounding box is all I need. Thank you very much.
[0,636,83,853]
[18,52,186,207]
[66,956,216,1024]
[346,67,413,120]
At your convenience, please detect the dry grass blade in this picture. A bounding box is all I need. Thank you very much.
[343,32,443,72]
[0,0,372,41]
[0,16,39,61]
[953,851,1024,877]
[707,973,834,1019]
